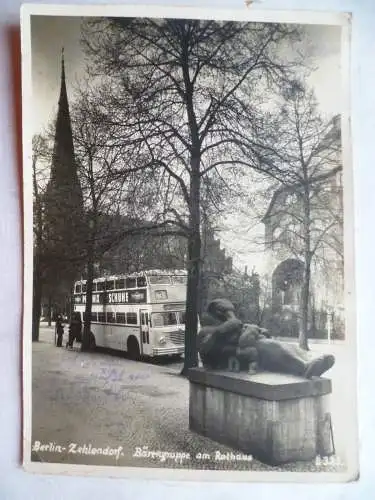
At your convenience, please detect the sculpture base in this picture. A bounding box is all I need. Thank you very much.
[188,368,334,466]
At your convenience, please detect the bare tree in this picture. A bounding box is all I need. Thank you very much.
[71,90,126,350]
[32,134,52,340]
[72,85,188,350]
[260,86,342,349]
[81,17,305,373]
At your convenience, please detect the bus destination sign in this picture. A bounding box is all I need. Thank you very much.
[74,290,147,305]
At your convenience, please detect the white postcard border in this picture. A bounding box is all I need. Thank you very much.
[21,3,357,483]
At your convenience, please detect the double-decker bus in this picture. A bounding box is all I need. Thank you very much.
[73,269,187,359]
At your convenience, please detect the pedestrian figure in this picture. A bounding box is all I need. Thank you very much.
[55,314,64,347]
[66,312,82,349]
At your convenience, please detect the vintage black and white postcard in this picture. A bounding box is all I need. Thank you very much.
[21,4,357,482]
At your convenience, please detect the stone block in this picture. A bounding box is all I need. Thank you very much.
[188,368,333,465]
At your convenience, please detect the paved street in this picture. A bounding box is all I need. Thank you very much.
[31,323,351,472]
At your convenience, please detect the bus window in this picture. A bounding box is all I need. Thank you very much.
[98,313,106,323]
[107,312,115,323]
[106,280,115,291]
[171,276,188,285]
[116,278,125,289]
[92,282,97,292]
[137,276,146,287]
[117,313,126,324]
[140,312,150,325]
[82,283,87,293]
[177,311,186,324]
[97,281,105,291]
[91,312,98,322]
[152,312,177,327]
[75,284,81,294]
[126,277,137,288]
[155,290,168,300]
[126,312,137,325]
[149,275,171,284]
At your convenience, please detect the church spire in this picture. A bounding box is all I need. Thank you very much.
[50,47,76,184]
[44,48,84,271]
[60,47,67,99]
[59,47,67,109]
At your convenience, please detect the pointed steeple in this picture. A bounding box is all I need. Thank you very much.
[43,48,85,286]
[59,47,67,107]
[50,47,76,184]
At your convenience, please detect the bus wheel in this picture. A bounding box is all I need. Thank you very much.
[127,337,140,361]
[89,332,96,350]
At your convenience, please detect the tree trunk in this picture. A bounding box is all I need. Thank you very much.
[180,38,202,375]
[182,162,201,376]
[69,286,74,321]
[182,235,201,374]
[300,257,311,350]
[32,264,42,342]
[47,295,52,326]
[299,189,311,351]
[198,271,208,318]
[81,229,95,352]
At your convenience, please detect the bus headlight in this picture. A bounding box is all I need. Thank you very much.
[159,336,167,345]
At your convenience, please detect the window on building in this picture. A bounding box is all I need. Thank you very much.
[273,228,282,243]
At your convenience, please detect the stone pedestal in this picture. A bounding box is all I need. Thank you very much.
[188,368,333,465]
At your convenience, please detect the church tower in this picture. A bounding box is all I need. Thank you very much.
[43,49,85,285]
[47,48,82,203]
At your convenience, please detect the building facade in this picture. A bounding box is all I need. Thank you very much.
[260,118,345,340]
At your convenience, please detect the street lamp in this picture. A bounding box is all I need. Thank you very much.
[326,306,333,344]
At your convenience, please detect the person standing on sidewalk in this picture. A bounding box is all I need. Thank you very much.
[66,312,82,349]
[55,315,64,347]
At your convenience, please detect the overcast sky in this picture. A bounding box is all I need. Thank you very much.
[30,15,344,273]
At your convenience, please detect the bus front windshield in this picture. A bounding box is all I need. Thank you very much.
[152,311,186,327]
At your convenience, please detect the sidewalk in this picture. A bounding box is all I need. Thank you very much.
[31,323,350,472]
